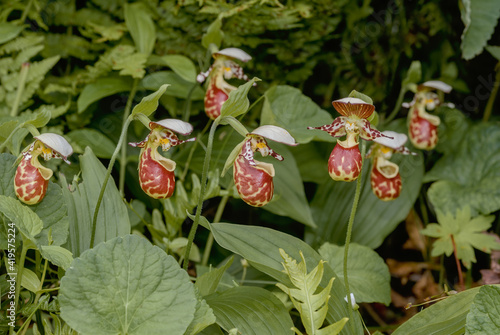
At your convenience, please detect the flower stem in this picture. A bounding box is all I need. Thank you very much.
[90,117,132,249]
[482,61,500,122]
[11,240,29,334]
[10,63,30,117]
[201,193,230,266]
[343,141,366,332]
[180,120,212,182]
[385,87,406,124]
[119,79,140,196]
[183,120,219,271]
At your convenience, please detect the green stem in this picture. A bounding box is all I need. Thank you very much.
[201,193,230,266]
[11,241,29,334]
[182,83,198,122]
[343,141,366,332]
[17,258,49,334]
[180,121,212,182]
[385,88,406,124]
[119,79,140,196]
[90,117,132,249]
[10,63,30,117]
[183,120,219,271]
[482,61,500,122]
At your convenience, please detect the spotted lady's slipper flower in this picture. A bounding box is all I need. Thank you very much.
[15,133,73,205]
[129,119,195,199]
[368,131,414,201]
[308,97,392,182]
[229,125,297,207]
[197,48,252,120]
[404,80,452,150]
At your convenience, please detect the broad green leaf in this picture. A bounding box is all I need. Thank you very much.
[0,23,24,44]
[23,108,51,128]
[259,142,316,227]
[131,83,169,117]
[219,78,260,119]
[318,243,391,305]
[21,268,40,293]
[148,55,197,83]
[0,121,19,150]
[205,286,294,335]
[124,3,156,56]
[460,0,500,59]
[202,18,223,49]
[0,195,43,243]
[0,153,16,198]
[40,245,73,270]
[289,141,330,184]
[486,45,500,61]
[465,285,500,334]
[261,85,335,143]
[66,128,116,159]
[185,288,217,335]
[30,181,69,247]
[435,107,470,155]
[276,249,345,335]
[141,71,204,100]
[77,76,133,113]
[393,286,497,335]
[60,234,197,335]
[307,144,424,249]
[61,147,130,257]
[425,123,500,216]
[210,223,363,334]
[195,257,234,296]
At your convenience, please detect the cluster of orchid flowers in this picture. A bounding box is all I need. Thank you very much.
[14,46,452,208]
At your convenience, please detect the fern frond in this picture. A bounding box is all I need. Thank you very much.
[0,35,44,56]
[276,248,347,335]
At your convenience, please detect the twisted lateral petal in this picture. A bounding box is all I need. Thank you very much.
[307,117,347,138]
[370,157,402,201]
[357,119,393,141]
[34,133,73,162]
[150,119,194,135]
[14,155,52,205]
[408,107,440,150]
[214,48,252,62]
[328,139,362,182]
[250,125,297,146]
[138,145,176,199]
[233,155,275,207]
[332,98,375,119]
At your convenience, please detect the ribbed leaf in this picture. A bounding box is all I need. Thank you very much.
[205,286,294,335]
[219,78,260,119]
[61,147,130,257]
[124,3,156,56]
[393,286,498,335]
[77,76,133,113]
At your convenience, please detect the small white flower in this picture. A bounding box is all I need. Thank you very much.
[344,293,357,309]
